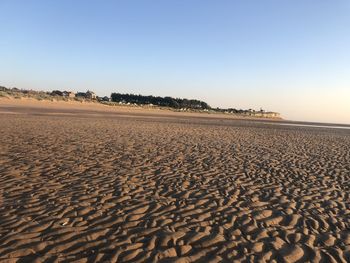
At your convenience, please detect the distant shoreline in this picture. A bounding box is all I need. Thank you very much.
[0,89,282,120]
[2,97,350,130]
[0,86,282,119]
[0,96,279,121]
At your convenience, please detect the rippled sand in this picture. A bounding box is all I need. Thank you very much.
[1,101,350,262]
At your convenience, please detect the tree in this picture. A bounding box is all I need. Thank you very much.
[110,92,211,110]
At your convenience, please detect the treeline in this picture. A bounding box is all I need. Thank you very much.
[111,93,211,110]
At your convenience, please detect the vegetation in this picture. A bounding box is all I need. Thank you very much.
[0,86,55,100]
[111,93,210,110]
[0,87,76,101]
[0,85,280,118]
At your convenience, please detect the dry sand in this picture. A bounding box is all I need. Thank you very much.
[0,99,350,262]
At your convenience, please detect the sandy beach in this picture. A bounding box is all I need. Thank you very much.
[1,99,350,262]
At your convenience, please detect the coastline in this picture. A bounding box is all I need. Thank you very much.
[0,96,283,121]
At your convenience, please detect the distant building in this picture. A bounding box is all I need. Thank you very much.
[264,112,281,118]
[247,111,281,118]
[62,91,75,98]
[86,90,97,100]
[51,90,63,96]
[75,90,97,100]
[75,92,86,98]
[98,96,111,102]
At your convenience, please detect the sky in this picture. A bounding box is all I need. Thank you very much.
[0,0,349,124]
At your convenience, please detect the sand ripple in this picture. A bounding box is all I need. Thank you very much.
[0,109,350,262]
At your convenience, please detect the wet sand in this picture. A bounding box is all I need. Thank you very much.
[1,99,350,262]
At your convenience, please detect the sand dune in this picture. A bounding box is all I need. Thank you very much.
[0,100,350,262]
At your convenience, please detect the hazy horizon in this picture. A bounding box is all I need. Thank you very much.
[1,0,349,124]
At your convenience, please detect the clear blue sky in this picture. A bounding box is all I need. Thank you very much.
[1,0,349,124]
